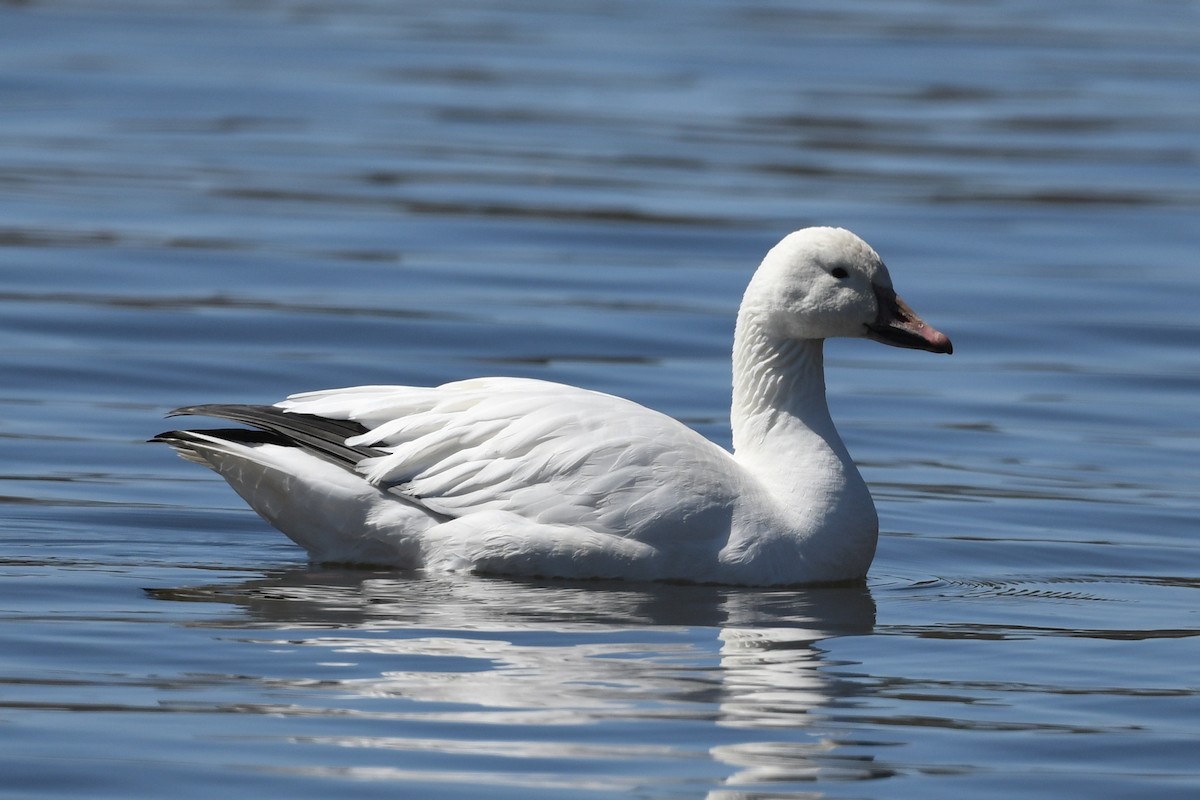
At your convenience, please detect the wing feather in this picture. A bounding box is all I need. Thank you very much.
[280,378,744,541]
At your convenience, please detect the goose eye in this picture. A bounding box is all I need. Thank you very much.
[830,267,849,280]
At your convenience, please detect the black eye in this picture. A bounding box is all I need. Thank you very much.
[830,267,849,280]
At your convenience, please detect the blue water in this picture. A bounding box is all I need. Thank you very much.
[2,1,1199,797]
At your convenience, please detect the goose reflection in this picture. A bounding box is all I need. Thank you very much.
[150,570,878,790]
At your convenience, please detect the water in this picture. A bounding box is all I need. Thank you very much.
[2,1,1198,797]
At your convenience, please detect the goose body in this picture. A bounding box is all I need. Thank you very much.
[156,227,951,585]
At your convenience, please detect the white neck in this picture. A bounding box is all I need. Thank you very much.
[730,309,874,535]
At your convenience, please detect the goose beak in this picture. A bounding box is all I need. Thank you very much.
[865,285,953,354]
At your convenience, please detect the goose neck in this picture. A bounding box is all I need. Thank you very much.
[731,312,835,454]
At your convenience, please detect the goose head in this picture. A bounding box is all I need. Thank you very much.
[742,227,952,354]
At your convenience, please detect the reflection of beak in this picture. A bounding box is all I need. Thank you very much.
[864,284,953,354]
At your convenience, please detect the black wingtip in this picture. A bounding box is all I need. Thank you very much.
[165,404,267,419]
[152,403,378,467]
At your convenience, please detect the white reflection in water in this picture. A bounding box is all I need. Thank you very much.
[156,569,877,789]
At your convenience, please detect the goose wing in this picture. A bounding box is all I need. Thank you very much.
[278,377,745,543]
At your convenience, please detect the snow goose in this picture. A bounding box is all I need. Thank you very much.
[155,227,951,585]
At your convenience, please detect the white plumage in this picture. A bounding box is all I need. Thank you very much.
[156,227,951,585]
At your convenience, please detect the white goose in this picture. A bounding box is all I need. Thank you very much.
[155,227,951,586]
